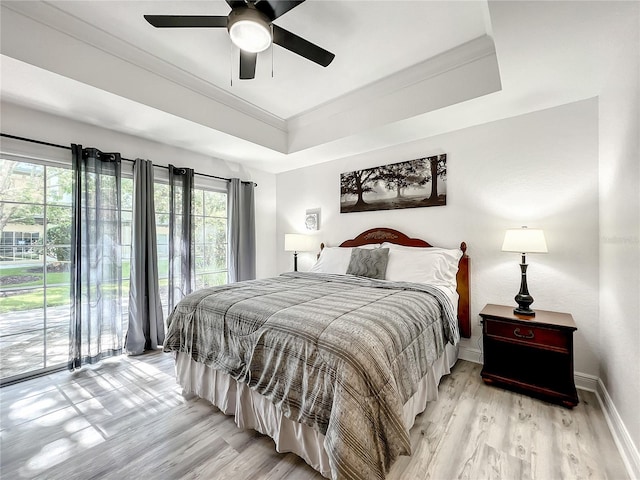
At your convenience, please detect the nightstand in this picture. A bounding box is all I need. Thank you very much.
[480,303,579,408]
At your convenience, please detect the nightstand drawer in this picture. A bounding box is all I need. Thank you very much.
[484,319,569,351]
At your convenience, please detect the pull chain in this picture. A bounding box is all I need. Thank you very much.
[230,41,233,87]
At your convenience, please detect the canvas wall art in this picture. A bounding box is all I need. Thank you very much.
[340,154,447,213]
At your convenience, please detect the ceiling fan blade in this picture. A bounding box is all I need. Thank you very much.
[225,0,247,9]
[144,15,227,28]
[239,51,257,79]
[255,1,305,21]
[272,25,335,67]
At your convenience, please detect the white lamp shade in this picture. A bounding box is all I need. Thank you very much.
[284,233,316,252]
[502,227,548,253]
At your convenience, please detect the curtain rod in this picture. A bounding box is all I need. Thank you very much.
[1,133,256,186]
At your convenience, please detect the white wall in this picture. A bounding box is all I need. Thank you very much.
[0,101,278,279]
[598,3,640,474]
[276,99,600,377]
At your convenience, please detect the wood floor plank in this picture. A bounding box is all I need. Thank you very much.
[529,391,558,480]
[262,453,322,480]
[0,351,630,480]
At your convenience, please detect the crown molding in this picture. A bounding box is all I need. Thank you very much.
[288,35,497,130]
[285,35,501,152]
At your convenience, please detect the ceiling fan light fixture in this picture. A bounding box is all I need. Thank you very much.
[228,7,272,53]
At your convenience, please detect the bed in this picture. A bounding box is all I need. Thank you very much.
[164,228,470,480]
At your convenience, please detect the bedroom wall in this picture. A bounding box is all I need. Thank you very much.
[276,98,600,378]
[0,101,278,279]
[598,4,640,473]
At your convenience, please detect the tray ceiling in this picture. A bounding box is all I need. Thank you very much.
[1,1,635,172]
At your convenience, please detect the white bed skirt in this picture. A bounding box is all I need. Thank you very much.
[174,343,458,478]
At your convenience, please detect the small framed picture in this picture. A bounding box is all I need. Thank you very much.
[305,213,318,231]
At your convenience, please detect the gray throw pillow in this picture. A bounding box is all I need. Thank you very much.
[346,248,389,280]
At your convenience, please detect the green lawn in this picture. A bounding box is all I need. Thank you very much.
[0,283,134,314]
[1,266,70,288]
[1,258,169,314]
[0,286,70,314]
[1,264,133,288]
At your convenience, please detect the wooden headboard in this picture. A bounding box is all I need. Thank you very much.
[321,228,471,338]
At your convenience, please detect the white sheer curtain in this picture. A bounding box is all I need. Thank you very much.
[125,159,164,355]
[69,145,123,370]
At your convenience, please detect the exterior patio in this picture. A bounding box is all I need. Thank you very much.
[0,303,71,380]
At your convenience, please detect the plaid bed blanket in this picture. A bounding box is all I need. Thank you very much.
[164,272,459,480]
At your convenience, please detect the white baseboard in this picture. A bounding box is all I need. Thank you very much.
[458,344,482,364]
[595,379,640,480]
[574,370,599,392]
[456,346,639,479]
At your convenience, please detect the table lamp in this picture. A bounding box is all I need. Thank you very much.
[502,226,548,316]
[284,234,315,271]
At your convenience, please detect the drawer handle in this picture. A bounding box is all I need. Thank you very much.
[513,328,534,339]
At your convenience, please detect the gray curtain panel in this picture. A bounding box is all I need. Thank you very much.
[228,178,256,282]
[167,165,194,312]
[69,145,123,370]
[125,159,164,355]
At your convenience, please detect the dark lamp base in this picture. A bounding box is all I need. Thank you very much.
[514,257,536,317]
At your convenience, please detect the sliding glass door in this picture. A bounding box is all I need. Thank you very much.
[0,159,73,382]
[0,157,229,384]
[0,157,134,383]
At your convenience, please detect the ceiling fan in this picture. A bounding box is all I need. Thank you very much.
[144,0,335,80]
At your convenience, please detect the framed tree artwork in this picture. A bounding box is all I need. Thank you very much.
[340,154,447,213]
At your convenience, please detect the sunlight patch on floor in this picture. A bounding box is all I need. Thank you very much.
[8,395,62,423]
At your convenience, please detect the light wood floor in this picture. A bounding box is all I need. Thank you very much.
[0,350,629,480]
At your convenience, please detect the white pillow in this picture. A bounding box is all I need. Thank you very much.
[310,244,380,274]
[382,242,462,287]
